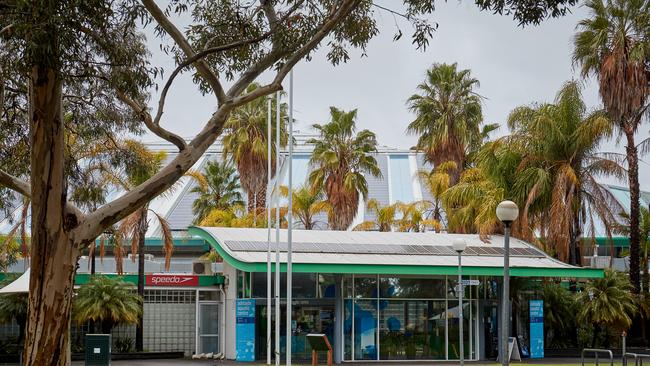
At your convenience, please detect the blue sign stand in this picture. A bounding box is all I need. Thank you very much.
[529,300,544,358]
[236,299,256,361]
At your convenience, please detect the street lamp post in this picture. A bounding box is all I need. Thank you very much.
[496,200,519,366]
[266,95,272,366]
[453,239,467,366]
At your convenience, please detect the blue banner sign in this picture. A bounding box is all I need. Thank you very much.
[529,300,544,358]
[236,299,256,361]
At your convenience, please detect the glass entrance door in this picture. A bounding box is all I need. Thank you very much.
[198,303,219,354]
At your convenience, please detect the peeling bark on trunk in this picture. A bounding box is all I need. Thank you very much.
[23,66,81,366]
[626,131,641,293]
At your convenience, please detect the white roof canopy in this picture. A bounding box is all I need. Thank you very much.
[0,269,29,294]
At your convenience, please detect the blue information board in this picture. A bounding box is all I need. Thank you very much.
[529,300,544,358]
[236,299,256,361]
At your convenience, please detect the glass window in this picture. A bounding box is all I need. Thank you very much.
[287,272,317,298]
[354,276,377,298]
[354,300,378,360]
[251,272,317,299]
[379,277,446,299]
[344,299,353,360]
[447,276,472,300]
[447,301,470,360]
[379,300,446,360]
[318,274,337,298]
[342,274,353,298]
[389,155,415,204]
[237,270,251,298]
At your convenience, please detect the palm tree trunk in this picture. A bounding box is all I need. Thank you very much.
[91,243,96,275]
[626,131,641,293]
[23,65,81,366]
[135,208,148,352]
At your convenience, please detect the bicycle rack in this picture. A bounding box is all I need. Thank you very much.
[582,348,614,366]
[623,352,650,366]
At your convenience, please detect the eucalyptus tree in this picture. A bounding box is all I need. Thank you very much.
[0,0,583,363]
[573,0,650,291]
[308,107,381,230]
[222,83,288,214]
[406,63,484,184]
[186,160,244,224]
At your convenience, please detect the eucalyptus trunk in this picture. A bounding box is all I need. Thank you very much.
[23,66,82,366]
[626,131,641,293]
[136,207,149,352]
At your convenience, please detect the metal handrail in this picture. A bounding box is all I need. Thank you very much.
[624,352,650,366]
[582,348,614,366]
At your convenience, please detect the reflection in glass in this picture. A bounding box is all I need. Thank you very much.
[344,299,353,360]
[379,277,446,299]
[354,300,378,360]
[354,276,377,298]
[378,300,446,360]
[447,301,470,359]
[251,272,317,298]
[318,274,337,298]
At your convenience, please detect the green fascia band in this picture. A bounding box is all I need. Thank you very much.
[188,227,604,279]
[1,273,224,286]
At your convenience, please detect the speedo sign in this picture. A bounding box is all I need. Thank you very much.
[146,274,199,287]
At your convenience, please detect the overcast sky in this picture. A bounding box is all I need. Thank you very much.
[143,1,650,190]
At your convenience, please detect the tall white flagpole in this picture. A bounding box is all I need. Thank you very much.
[266,95,272,365]
[274,90,281,366]
[286,69,294,366]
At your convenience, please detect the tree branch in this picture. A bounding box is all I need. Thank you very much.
[0,169,30,197]
[141,0,227,104]
[154,33,274,128]
[117,91,187,151]
[231,0,362,105]
[76,105,234,242]
[79,0,362,243]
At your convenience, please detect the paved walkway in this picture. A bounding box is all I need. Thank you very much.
[0,357,618,366]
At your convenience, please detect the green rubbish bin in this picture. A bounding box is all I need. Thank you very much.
[85,334,111,366]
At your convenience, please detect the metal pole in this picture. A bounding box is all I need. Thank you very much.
[274,90,281,366]
[458,252,464,366]
[501,223,511,366]
[286,69,294,366]
[266,96,272,365]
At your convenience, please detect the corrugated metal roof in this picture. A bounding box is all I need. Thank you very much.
[194,227,577,271]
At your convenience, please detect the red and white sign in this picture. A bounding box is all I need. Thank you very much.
[146,274,199,287]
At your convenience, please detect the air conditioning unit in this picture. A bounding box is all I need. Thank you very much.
[192,259,213,275]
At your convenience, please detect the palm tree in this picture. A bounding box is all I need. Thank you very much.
[308,107,382,230]
[418,161,456,231]
[353,199,399,232]
[222,83,289,214]
[396,201,441,232]
[111,140,174,351]
[186,160,244,224]
[573,0,650,291]
[576,269,637,347]
[541,282,576,348]
[198,204,285,229]
[282,186,331,230]
[73,276,142,334]
[406,63,484,184]
[506,81,624,263]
